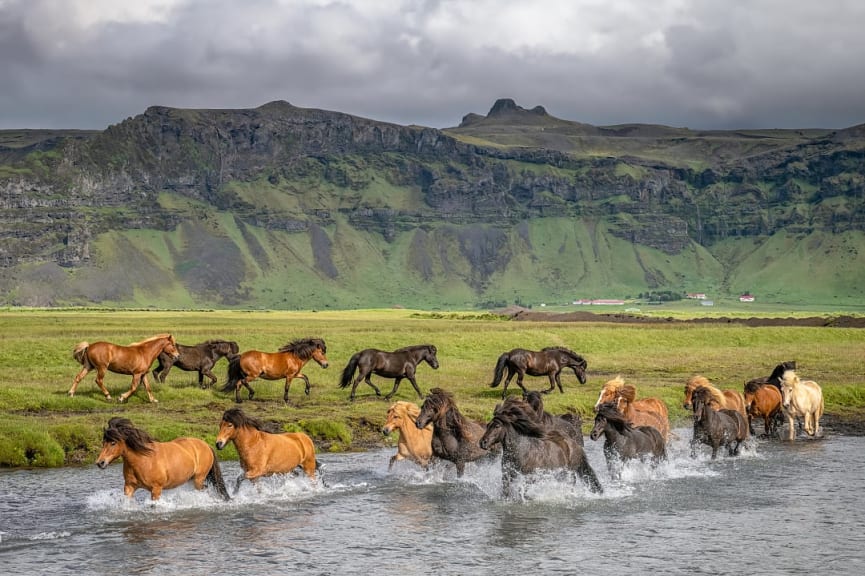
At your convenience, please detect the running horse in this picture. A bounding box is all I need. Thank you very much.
[215,408,318,494]
[96,417,230,501]
[381,401,434,470]
[152,339,239,388]
[690,387,749,459]
[594,376,670,441]
[779,370,824,441]
[221,338,328,403]
[69,333,180,403]
[489,346,588,399]
[590,402,666,479]
[522,390,584,446]
[339,344,439,401]
[683,376,748,422]
[479,396,603,497]
[414,388,496,477]
[743,380,783,437]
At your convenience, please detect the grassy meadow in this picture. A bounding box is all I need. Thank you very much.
[0,308,863,468]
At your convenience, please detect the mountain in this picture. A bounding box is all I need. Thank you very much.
[1,99,863,309]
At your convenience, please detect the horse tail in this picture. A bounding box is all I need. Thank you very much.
[489,353,508,388]
[338,352,360,389]
[206,447,231,501]
[72,342,92,368]
[221,354,244,392]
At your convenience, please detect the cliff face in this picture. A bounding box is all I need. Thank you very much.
[0,100,863,308]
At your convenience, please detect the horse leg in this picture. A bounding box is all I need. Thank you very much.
[119,373,141,403]
[93,367,112,401]
[406,374,424,400]
[69,366,92,398]
[543,373,557,394]
[384,377,403,400]
[787,414,796,440]
[140,373,157,403]
[555,371,565,394]
[300,373,311,395]
[502,370,517,399]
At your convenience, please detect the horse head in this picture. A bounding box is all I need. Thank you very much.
[779,370,799,409]
[161,334,181,359]
[424,345,440,369]
[594,376,625,411]
[382,401,421,435]
[565,352,587,384]
[416,388,451,429]
[97,418,154,467]
[479,404,505,450]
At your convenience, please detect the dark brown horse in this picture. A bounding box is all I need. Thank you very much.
[590,402,666,478]
[479,397,603,497]
[69,333,180,403]
[339,344,439,401]
[414,388,495,477]
[221,338,328,403]
[743,380,783,437]
[489,346,588,398]
[522,390,584,446]
[96,417,230,501]
[690,387,749,459]
[152,339,239,388]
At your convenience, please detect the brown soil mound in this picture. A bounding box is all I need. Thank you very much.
[506,310,865,328]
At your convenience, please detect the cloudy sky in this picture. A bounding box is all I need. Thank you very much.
[1,0,864,130]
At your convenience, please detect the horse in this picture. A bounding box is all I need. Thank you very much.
[221,338,329,403]
[594,376,670,441]
[96,417,230,501]
[743,380,783,437]
[690,386,749,459]
[215,408,318,494]
[683,375,748,422]
[489,346,587,399]
[69,333,180,403]
[414,388,496,477]
[339,344,439,401]
[381,401,434,470]
[152,339,239,388]
[746,361,797,392]
[779,370,824,441]
[522,390,584,446]
[590,402,666,478]
[479,397,603,497]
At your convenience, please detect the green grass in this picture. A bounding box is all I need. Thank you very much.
[0,308,863,468]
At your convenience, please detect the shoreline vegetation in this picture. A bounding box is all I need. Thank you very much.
[1,308,863,469]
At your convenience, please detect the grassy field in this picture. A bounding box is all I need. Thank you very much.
[1,308,863,468]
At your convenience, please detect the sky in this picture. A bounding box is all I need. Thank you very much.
[1,0,864,130]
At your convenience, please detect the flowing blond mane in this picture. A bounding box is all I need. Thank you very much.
[128,333,172,346]
[389,401,421,420]
[602,375,626,393]
[687,375,726,406]
[781,369,800,387]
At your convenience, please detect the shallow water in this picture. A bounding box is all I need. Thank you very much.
[1,429,863,575]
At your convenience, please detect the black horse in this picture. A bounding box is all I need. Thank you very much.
[489,346,587,399]
[152,339,239,388]
[479,397,603,497]
[590,402,666,478]
[414,388,495,477]
[339,344,439,401]
[523,390,584,447]
[690,387,749,459]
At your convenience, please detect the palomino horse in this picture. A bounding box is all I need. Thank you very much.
[222,338,329,403]
[590,402,666,478]
[69,333,180,403]
[594,376,670,441]
[414,388,496,477]
[683,376,748,422]
[522,390,584,446]
[152,339,239,388]
[690,387,749,459]
[381,401,434,470]
[743,380,783,437]
[215,408,318,494]
[96,417,230,501]
[339,344,439,401]
[779,370,824,441]
[489,347,587,399]
[479,397,603,497]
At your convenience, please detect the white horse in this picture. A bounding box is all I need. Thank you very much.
[779,370,824,440]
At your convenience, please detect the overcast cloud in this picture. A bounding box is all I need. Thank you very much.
[1,0,864,130]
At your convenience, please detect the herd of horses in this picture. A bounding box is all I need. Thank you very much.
[74,333,826,501]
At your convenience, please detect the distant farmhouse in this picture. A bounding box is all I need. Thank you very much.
[686,293,707,300]
[573,299,626,305]
[739,293,755,302]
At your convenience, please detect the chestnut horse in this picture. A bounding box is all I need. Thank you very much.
[215,408,318,494]
[415,388,496,477]
[683,376,748,422]
[743,381,783,437]
[69,333,180,403]
[221,338,329,403]
[690,387,749,459]
[489,346,587,399]
[594,376,670,441]
[479,397,603,497]
[152,339,239,388]
[779,370,824,441]
[381,401,434,470]
[96,417,230,501]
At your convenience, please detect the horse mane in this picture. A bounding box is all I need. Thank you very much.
[542,346,585,364]
[618,384,638,403]
[278,338,327,358]
[523,390,544,417]
[744,380,764,395]
[780,369,800,387]
[424,388,474,440]
[603,375,626,394]
[389,401,421,420]
[686,375,712,392]
[394,344,436,354]
[221,408,283,434]
[691,386,719,408]
[492,397,547,438]
[128,333,172,346]
[103,417,155,455]
[595,402,634,432]
[687,378,726,406]
[770,361,797,382]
